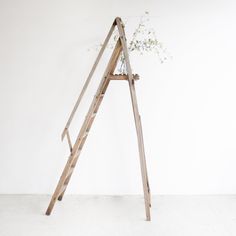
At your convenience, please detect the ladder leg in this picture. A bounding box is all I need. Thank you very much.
[139,115,151,207]
[129,85,151,221]
[47,40,122,209]
[57,132,89,201]
[58,191,65,201]
[56,42,122,203]
[115,18,151,220]
[46,152,78,215]
[57,156,78,201]
[49,89,107,205]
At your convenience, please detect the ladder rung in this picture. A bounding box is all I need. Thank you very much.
[68,148,80,159]
[109,74,140,81]
[82,130,89,138]
[59,184,67,196]
[96,93,104,99]
[67,166,74,177]
[91,112,97,118]
[65,150,81,179]
[64,169,73,186]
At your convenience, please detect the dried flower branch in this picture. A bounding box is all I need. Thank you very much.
[89,12,169,74]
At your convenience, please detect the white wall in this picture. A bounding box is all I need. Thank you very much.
[1,0,236,195]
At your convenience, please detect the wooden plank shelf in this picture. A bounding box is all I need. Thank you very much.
[109,74,139,81]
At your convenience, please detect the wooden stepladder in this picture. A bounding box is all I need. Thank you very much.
[46,17,151,221]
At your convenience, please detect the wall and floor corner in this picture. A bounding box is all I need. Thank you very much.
[1,0,236,196]
[1,0,236,233]
[1,0,236,235]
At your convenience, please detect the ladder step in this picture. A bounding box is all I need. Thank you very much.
[66,166,74,177]
[109,74,140,81]
[82,130,89,138]
[64,150,82,184]
[96,93,104,99]
[59,184,67,196]
[64,171,72,186]
[91,112,97,118]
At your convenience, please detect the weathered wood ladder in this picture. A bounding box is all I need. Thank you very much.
[46,17,151,221]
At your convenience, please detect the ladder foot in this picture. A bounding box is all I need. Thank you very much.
[45,197,57,216]
[57,195,63,201]
[58,196,63,201]
[45,209,52,216]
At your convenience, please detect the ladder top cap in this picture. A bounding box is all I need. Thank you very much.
[115,17,122,21]
[114,17,123,24]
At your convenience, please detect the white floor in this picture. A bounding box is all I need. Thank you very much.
[1,195,236,236]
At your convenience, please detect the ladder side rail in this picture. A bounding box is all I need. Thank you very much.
[45,84,110,214]
[45,39,122,212]
[45,151,80,215]
[56,39,122,201]
[71,39,122,155]
[57,79,111,201]
[139,114,151,206]
[61,20,117,141]
[116,18,151,221]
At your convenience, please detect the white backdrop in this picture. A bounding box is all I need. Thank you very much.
[0,0,236,195]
